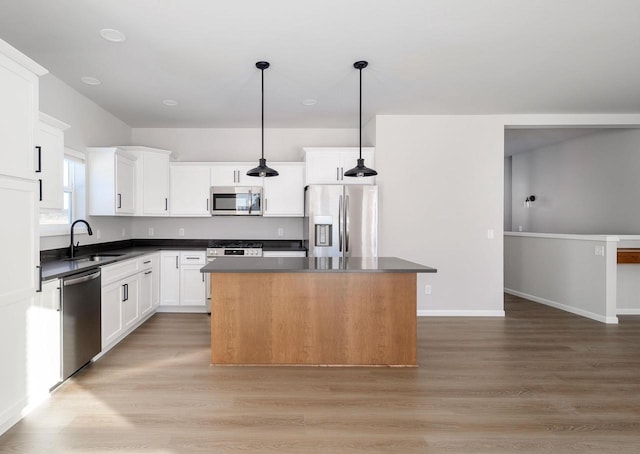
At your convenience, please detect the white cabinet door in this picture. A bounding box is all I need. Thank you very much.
[115,155,136,214]
[101,280,123,348]
[37,118,67,210]
[0,53,38,180]
[31,279,61,394]
[180,264,206,306]
[139,269,153,317]
[169,164,211,216]
[210,163,255,186]
[141,151,170,216]
[160,252,180,305]
[304,149,342,184]
[303,148,375,185]
[263,163,304,217]
[121,276,139,329]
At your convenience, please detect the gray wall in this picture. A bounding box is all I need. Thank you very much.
[511,129,640,234]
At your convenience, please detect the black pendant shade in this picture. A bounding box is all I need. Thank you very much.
[344,60,377,178]
[247,61,278,177]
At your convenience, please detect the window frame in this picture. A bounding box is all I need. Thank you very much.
[39,148,87,237]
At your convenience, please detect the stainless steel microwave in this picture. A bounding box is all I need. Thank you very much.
[210,186,262,216]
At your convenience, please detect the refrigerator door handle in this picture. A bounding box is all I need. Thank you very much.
[345,194,350,254]
[338,194,343,252]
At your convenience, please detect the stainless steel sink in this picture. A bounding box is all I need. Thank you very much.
[66,254,125,263]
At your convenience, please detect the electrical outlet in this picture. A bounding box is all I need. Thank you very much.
[179,228,185,237]
[277,227,284,237]
[148,227,154,237]
[594,245,605,256]
[425,285,432,295]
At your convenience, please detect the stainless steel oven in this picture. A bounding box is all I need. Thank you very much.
[210,186,262,216]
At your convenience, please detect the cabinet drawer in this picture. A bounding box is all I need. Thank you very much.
[101,258,139,285]
[180,251,205,265]
[138,253,158,271]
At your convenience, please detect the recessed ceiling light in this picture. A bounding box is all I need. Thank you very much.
[302,99,317,106]
[81,76,101,85]
[162,99,178,106]
[100,28,127,43]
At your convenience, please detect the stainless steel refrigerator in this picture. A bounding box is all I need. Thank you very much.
[304,185,378,257]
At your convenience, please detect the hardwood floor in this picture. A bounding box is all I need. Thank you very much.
[1,294,639,453]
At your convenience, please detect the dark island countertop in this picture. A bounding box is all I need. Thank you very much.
[201,256,436,273]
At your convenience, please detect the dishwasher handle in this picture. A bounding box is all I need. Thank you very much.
[63,270,101,286]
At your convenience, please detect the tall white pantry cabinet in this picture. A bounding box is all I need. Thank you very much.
[0,39,48,435]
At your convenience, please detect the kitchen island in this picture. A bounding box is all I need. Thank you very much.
[201,257,436,367]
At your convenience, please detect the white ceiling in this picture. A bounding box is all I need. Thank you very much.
[1,0,640,130]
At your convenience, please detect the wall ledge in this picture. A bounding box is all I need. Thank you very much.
[505,232,621,242]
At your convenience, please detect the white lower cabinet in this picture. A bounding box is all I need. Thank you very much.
[100,253,157,353]
[101,279,123,348]
[29,279,62,397]
[159,250,206,311]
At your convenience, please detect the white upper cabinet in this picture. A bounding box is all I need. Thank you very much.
[303,147,375,185]
[0,46,44,180]
[37,113,69,210]
[263,162,304,217]
[169,163,211,216]
[87,147,138,216]
[210,163,255,186]
[124,146,172,216]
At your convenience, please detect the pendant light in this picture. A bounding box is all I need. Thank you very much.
[344,60,377,178]
[247,61,278,177]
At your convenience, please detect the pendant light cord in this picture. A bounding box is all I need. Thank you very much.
[358,65,362,160]
[261,66,265,160]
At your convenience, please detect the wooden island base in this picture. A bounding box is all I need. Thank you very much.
[210,272,417,366]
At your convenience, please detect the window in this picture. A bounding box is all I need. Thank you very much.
[39,154,86,236]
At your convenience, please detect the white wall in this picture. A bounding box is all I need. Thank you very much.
[511,128,640,234]
[38,74,133,250]
[132,127,361,161]
[375,115,505,315]
[131,216,303,240]
[504,156,512,232]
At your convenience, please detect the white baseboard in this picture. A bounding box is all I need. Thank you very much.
[504,288,618,324]
[156,305,208,313]
[617,308,640,315]
[0,397,27,437]
[417,310,505,317]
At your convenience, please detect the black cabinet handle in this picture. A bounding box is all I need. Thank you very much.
[117,193,122,209]
[165,198,168,211]
[38,179,43,201]
[36,265,42,293]
[144,270,152,275]
[175,256,179,269]
[122,283,128,301]
[143,260,151,264]
[35,146,41,173]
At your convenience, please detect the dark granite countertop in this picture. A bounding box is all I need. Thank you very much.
[41,247,172,281]
[40,238,306,281]
[201,257,436,273]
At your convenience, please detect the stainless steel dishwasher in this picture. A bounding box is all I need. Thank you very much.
[61,268,102,380]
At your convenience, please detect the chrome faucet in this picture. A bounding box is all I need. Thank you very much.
[70,219,93,258]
